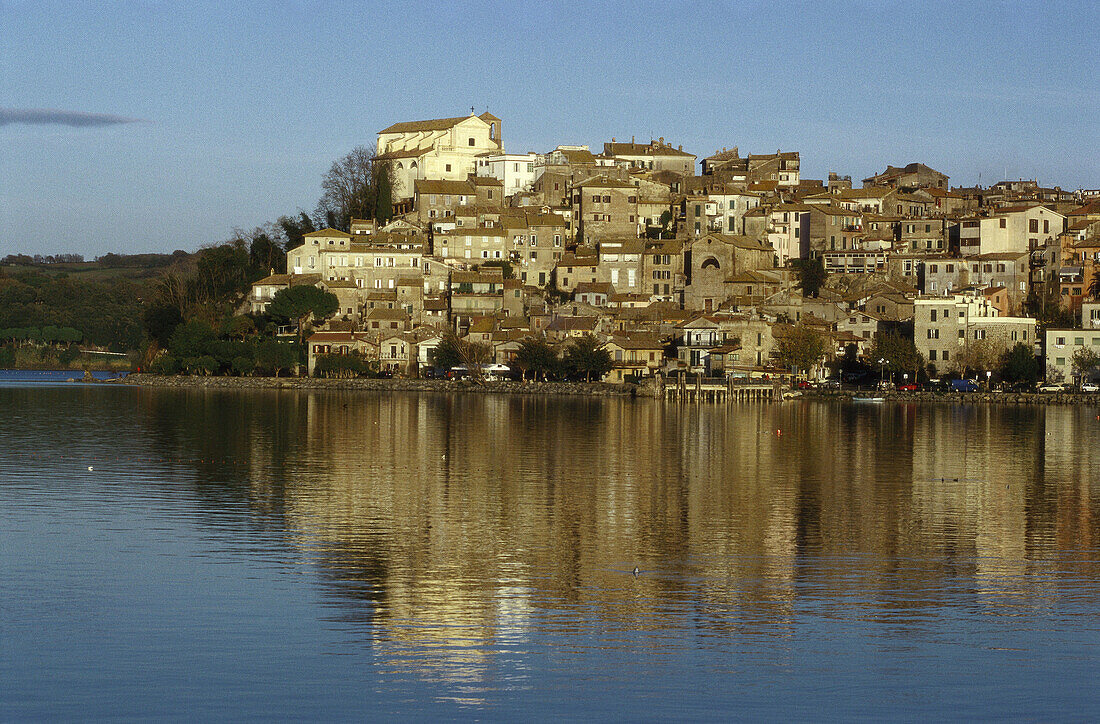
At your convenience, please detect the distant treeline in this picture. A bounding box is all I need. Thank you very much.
[95,251,193,268]
[2,253,86,264]
[1,251,195,268]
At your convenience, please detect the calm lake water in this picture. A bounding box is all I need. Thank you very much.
[3,381,1100,719]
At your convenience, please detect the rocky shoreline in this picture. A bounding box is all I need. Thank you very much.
[801,389,1100,405]
[118,375,1100,405]
[124,373,641,397]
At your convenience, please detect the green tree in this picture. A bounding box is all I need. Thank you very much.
[143,303,183,348]
[430,332,491,382]
[562,334,612,381]
[167,320,217,361]
[1025,279,1075,327]
[428,333,464,371]
[246,230,286,274]
[869,330,924,381]
[514,336,559,380]
[279,211,316,251]
[255,340,298,377]
[314,352,374,379]
[266,285,339,345]
[1088,269,1100,300]
[192,242,253,303]
[773,325,828,374]
[479,260,514,279]
[793,257,827,298]
[372,161,393,224]
[1071,347,1100,381]
[222,315,256,340]
[231,355,255,376]
[999,342,1041,388]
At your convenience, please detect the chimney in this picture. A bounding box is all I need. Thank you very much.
[631,135,635,144]
[659,136,664,145]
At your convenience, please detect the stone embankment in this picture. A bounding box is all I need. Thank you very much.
[803,389,1100,405]
[125,373,641,397]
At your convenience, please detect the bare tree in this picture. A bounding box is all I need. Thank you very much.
[315,146,393,231]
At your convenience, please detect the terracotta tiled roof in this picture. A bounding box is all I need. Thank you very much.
[379,116,476,134]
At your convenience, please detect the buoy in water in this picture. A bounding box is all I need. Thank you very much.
[87,466,93,471]
[632,567,640,577]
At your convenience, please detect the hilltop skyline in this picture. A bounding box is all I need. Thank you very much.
[2,0,1097,257]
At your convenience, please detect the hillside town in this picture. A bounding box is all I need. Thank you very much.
[250,111,1100,387]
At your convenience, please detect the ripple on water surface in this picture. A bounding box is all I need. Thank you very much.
[3,386,1100,719]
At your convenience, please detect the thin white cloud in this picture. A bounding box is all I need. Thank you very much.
[0,107,148,128]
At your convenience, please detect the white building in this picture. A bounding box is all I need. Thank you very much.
[1082,301,1100,329]
[376,112,503,200]
[959,204,1066,256]
[477,152,540,198]
[1045,329,1100,383]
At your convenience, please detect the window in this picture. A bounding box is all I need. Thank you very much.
[1057,357,1066,366]
[603,195,611,203]
[1029,219,1039,233]
[931,309,937,321]
[445,164,452,172]
[592,195,601,203]
[468,137,475,146]
[930,350,937,361]
[1000,218,1007,228]
[942,350,949,361]
[1076,337,1085,346]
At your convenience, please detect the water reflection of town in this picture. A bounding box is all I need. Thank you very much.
[147,389,1100,688]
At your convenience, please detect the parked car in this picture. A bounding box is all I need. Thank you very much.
[821,378,841,389]
[1083,382,1100,393]
[897,383,921,392]
[950,379,980,392]
[1038,382,1065,393]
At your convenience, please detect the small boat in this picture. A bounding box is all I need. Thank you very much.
[852,396,885,403]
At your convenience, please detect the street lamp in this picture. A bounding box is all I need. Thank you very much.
[986,369,992,390]
[878,357,887,388]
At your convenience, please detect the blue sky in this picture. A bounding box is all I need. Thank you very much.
[1,0,1097,257]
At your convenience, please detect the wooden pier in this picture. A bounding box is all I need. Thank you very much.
[657,374,783,402]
